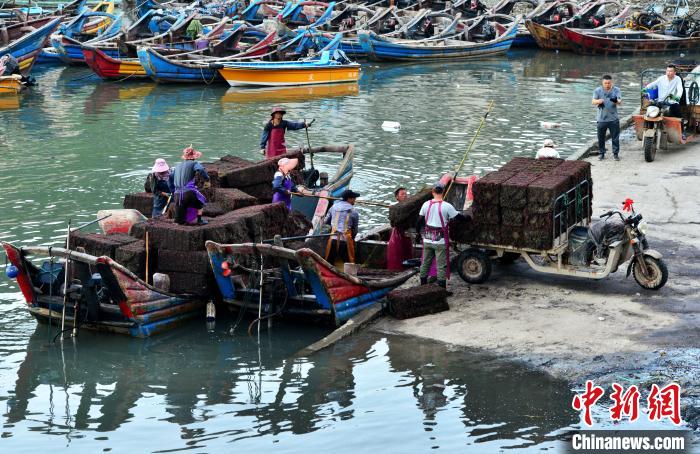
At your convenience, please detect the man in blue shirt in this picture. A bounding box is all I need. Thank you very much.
[592,75,622,161]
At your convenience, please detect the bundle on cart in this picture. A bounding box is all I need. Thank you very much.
[460,157,592,250]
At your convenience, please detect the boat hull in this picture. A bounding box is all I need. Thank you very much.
[83,46,147,80]
[562,27,700,55]
[358,27,517,61]
[0,76,25,94]
[2,242,205,338]
[137,47,222,84]
[218,65,360,87]
[524,20,570,50]
[0,16,63,76]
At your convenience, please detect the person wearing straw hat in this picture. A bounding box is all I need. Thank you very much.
[145,158,172,218]
[535,139,560,159]
[260,107,309,159]
[169,145,210,226]
[272,157,300,211]
[324,189,360,265]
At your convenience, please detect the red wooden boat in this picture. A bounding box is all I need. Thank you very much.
[82,46,148,80]
[525,0,629,50]
[561,27,700,55]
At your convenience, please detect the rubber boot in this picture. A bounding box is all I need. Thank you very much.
[437,280,453,297]
[420,277,428,286]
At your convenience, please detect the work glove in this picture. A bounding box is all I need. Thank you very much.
[670,94,680,102]
[203,181,211,189]
[260,148,266,156]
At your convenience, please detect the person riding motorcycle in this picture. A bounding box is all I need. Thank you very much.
[644,64,684,118]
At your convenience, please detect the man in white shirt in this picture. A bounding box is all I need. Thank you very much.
[645,64,684,118]
[535,139,561,159]
[417,183,465,291]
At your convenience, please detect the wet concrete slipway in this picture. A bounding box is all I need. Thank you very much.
[1,49,699,452]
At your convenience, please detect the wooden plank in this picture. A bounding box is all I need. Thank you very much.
[292,303,384,358]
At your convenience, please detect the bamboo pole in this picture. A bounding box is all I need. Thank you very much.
[445,99,495,198]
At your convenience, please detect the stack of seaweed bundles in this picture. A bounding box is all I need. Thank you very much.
[387,284,449,319]
[452,157,592,250]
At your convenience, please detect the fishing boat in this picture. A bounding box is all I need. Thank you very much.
[488,0,547,47]
[214,48,360,87]
[560,26,700,54]
[525,0,630,51]
[2,242,206,337]
[205,240,417,326]
[0,74,25,94]
[49,9,122,64]
[83,46,148,80]
[137,24,278,84]
[358,14,520,61]
[0,16,63,76]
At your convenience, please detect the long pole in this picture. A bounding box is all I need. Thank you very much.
[60,219,71,339]
[445,100,495,198]
[304,118,315,169]
[290,192,392,208]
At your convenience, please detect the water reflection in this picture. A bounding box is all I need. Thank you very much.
[1,321,577,451]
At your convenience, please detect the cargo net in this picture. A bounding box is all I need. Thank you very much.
[551,179,592,250]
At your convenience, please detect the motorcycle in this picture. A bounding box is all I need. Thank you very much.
[566,203,668,290]
[633,66,700,162]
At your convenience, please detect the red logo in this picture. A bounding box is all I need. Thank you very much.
[572,380,605,426]
[609,383,640,422]
[648,383,681,425]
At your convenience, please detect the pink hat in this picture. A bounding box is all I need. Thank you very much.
[182,145,202,160]
[152,158,169,173]
[278,157,299,173]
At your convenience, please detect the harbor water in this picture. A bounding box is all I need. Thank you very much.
[1,49,697,451]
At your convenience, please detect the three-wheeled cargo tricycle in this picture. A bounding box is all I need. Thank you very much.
[633,64,700,162]
[446,177,668,290]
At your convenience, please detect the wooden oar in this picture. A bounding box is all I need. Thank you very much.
[291,192,392,208]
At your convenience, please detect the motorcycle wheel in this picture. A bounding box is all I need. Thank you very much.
[457,248,492,284]
[632,256,668,290]
[643,136,656,162]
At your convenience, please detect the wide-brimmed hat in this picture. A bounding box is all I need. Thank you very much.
[278,157,299,173]
[152,158,170,173]
[182,145,202,160]
[271,106,286,116]
[543,138,555,148]
[341,189,360,200]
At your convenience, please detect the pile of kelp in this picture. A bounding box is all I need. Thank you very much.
[388,157,592,251]
[454,157,592,249]
[71,151,311,296]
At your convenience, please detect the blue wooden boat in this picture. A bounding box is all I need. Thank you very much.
[359,14,520,61]
[50,11,123,64]
[0,16,63,76]
[205,239,416,326]
[137,24,278,84]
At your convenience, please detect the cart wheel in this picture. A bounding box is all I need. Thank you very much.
[643,135,656,162]
[498,252,521,265]
[632,256,668,290]
[457,249,492,284]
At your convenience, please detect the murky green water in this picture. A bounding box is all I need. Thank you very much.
[1,49,698,451]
